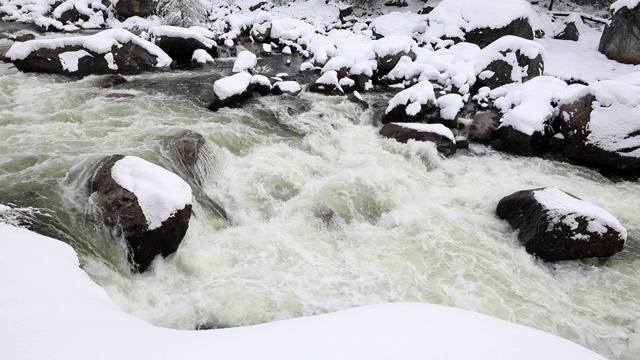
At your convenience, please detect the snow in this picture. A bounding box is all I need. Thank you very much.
[0,222,607,360]
[373,36,415,58]
[110,156,192,231]
[386,81,436,115]
[59,50,92,72]
[322,56,354,74]
[192,49,214,64]
[315,70,343,92]
[150,26,218,50]
[611,0,640,12]
[232,50,258,73]
[426,0,536,41]
[533,187,627,239]
[473,36,546,80]
[251,75,271,88]
[213,72,253,100]
[391,122,456,142]
[492,76,569,136]
[437,93,464,121]
[370,11,427,37]
[273,81,301,94]
[5,28,172,68]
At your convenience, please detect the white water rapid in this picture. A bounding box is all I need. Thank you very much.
[1,33,640,360]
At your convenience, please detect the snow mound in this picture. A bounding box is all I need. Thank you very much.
[0,222,607,360]
[386,81,436,116]
[233,50,258,73]
[534,187,627,238]
[214,72,253,100]
[110,156,192,231]
[373,36,416,58]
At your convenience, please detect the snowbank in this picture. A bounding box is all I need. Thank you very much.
[0,223,607,360]
[110,156,192,230]
[533,187,627,238]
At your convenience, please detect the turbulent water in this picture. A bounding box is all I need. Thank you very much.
[2,27,640,360]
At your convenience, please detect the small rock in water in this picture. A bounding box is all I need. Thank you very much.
[99,74,127,89]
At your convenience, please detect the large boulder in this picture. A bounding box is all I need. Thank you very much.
[150,26,218,68]
[209,72,254,111]
[467,110,500,143]
[474,36,545,89]
[379,122,457,156]
[5,29,172,77]
[496,187,626,261]
[556,79,640,177]
[382,81,436,124]
[426,0,535,48]
[115,0,157,19]
[373,36,417,78]
[91,155,192,272]
[598,1,640,64]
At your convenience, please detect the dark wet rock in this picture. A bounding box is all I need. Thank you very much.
[308,82,343,96]
[347,93,369,110]
[496,187,625,261]
[115,0,157,19]
[91,154,192,272]
[250,19,271,43]
[153,31,217,68]
[598,4,640,64]
[349,73,371,92]
[381,82,437,124]
[249,2,268,11]
[467,110,500,143]
[251,75,272,95]
[491,125,548,156]
[376,47,416,78]
[379,122,457,156]
[455,136,469,150]
[105,92,136,98]
[0,52,9,63]
[10,33,36,42]
[171,131,206,167]
[338,5,353,23]
[54,4,82,24]
[554,17,581,41]
[464,17,534,48]
[99,74,127,89]
[475,37,544,89]
[7,30,170,77]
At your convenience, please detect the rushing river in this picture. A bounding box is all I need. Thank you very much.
[1,25,640,359]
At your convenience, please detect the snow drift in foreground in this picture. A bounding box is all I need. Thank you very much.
[0,223,605,360]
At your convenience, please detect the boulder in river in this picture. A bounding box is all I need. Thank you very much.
[209,72,253,111]
[467,110,500,144]
[150,26,218,68]
[496,187,626,261]
[5,29,172,77]
[373,36,417,78]
[382,81,436,124]
[598,2,640,64]
[474,36,545,89]
[380,122,457,156]
[91,155,192,272]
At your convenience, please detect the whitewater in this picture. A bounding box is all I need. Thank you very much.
[1,23,640,360]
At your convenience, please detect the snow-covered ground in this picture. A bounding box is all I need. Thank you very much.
[0,222,606,360]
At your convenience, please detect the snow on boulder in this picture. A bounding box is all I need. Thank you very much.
[380,122,457,156]
[437,93,464,124]
[250,11,272,43]
[191,49,215,68]
[232,50,258,73]
[5,28,172,77]
[150,26,218,68]
[90,155,192,272]
[373,35,417,77]
[321,56,354,79]
[474,35,545,89]
[598,0,640,64]
[497,187,626,261]
[424,0,536,48]
[381,55,440,86]
[382,81,436,124]
[309,70,344,96]
[489,76,568,155]
[554,13,587,42]
[272,81,302,96]
[251,75,272,96]
[209,72,254,111]
[557,79,640,177]
[467,110,501,144]
[0,223,607,360]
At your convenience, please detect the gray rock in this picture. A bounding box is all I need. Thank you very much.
[598,4,640,64]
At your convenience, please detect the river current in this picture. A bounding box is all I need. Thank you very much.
[1,25,640,359]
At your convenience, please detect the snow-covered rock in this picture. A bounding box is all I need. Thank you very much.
[250,11,272,43]
[373,35,417,77]
[0,222,607,360]
[151,26,218,67]
[191,49,215,67]
[382,81,437,124]
[233,50,258,73]
[272,81,302,96]
[424,0,536,48]
[308,70,344,96]
[497,187,626,261]
[6,28,172,77]
[474,36,545,89]
[90,155,192,272]
[554,13,586,42]
[251,75,272,96]
[598,1,640,64]
[380,122,458,156]
[370,11,428,37]
[209,72,254,111]
[556,79,640,177]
